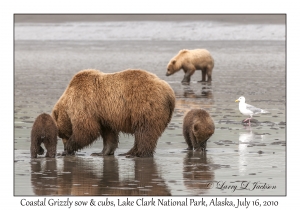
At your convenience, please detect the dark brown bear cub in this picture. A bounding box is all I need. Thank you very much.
[31,113,58,158]
[183,109,215,151]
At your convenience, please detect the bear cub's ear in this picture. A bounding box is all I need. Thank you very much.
[172,60,176,65]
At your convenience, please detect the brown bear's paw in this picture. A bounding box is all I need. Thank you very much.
[185,146,193,150]
[118,152,138,158]
[45,153,56,158]
[194,147,207,153]
[90,152,102,156]
[91,150,115,156]
[134,152,154,158]
[181,81,190,85]
[61,150,75,156]
[125,154,136,158]
[197,80,206,83]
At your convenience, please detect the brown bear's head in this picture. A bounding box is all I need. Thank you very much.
[192,120,215,144]
[51,106,72,140]
[166,59,179,76]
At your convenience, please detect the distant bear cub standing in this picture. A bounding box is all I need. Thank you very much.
[52,69,175,158]
[31,113,58,158]
[166,49,214,85]
[183,109,215,151]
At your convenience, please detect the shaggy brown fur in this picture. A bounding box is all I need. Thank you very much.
[166,49,214,84]
[31,113,58,158]
[52,69,175,157]
[183,109,215,151]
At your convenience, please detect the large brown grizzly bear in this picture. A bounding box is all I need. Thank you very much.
[166,49,214,84]
[183,109,215,151]
[52,69,175,157]
[31,113,58,158]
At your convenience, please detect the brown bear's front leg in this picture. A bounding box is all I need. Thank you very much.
[62,138,68,150]
[181,68,195,85]
[30,137,44,158]
[63,119,101,156]
[61,138,75,156]
[182,73,191,85]
[183,128,193,150]
[193,140,207,152]
[62,135,79,156]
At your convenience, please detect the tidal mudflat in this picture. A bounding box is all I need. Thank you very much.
[14,15,285,196]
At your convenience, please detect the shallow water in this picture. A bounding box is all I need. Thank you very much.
[14,17,286,196]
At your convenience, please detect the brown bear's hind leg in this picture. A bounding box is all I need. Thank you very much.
[31,138,44,158]
[183,128,193,150]
[118,141,138,157]
[44,137,57,158]
[200,69,207,82]
[206,66,213,82]
[189,131,199,150]
[91,128,119,156]
[125,131,158,158]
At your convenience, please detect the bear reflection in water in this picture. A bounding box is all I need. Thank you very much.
[30,158,58,195]
[30,157,171,196]
[183,151,215,195]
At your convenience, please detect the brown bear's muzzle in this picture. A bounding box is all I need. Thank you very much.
[166,72,171,76]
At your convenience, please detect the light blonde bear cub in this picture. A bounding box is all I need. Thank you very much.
[166,49,214,84]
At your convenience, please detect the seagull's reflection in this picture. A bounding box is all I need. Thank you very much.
[238,127,265,176]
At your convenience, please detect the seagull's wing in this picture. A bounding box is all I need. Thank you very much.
[245,103,264,115]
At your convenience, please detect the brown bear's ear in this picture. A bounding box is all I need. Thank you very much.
[172,59,176,65]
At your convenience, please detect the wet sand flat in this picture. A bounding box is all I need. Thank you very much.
[14,15,285,196]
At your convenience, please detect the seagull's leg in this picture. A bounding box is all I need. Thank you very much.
[243,118,251,122]
[248,115,253,126]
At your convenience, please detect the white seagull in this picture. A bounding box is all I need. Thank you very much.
[235,96,268,125]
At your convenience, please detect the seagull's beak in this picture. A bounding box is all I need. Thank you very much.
[235,99,239,102]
